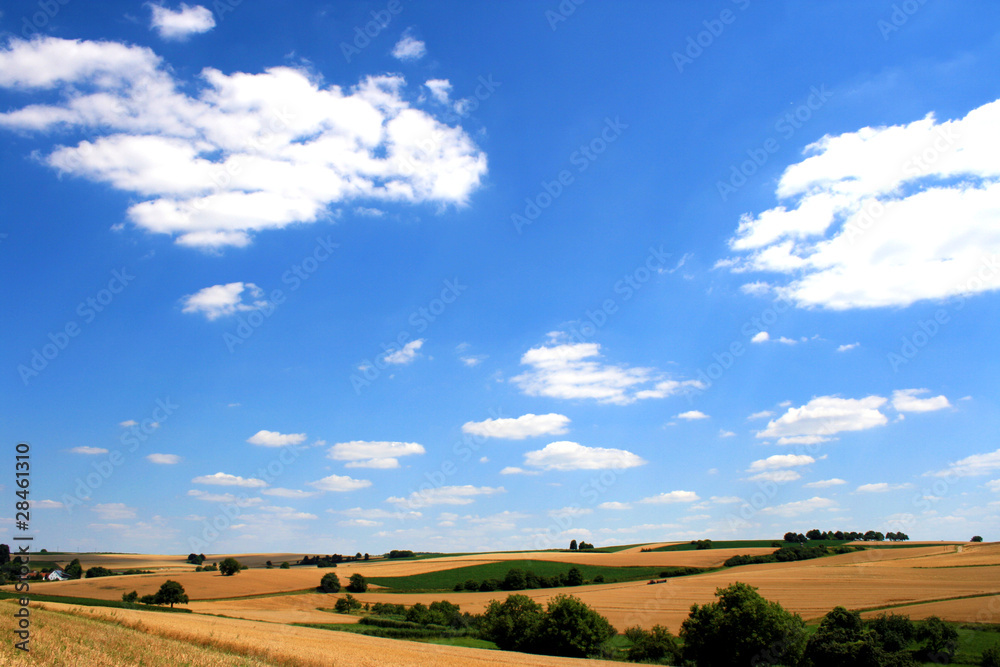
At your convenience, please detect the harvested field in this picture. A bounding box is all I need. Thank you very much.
[860,594,1000,624]
[866,542,1000,568]
[16,599,622,667]
[188,593,363,624]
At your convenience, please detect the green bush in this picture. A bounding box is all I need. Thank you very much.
[347,573,367,593]
[624,624,681,663]
[480,594,544,652]
[334,594,362,614]
[320,572,341,593]
[981,645,1000,667]
[537,594,616,658]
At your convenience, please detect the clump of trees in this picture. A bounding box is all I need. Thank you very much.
[334,593,363,613]
[568,540,594,551]
[320,572,341,593]
[219,557,242,576]
[387,550,415,559]
[84,566,114,578]
[131,580,189,608]
[481,593,616,658]
[454,566,589,593]
[299,553,365,566]
[724,544,841,567]
[972,535,984,542]
[785,529,910,543]
[347,573,367,593]
[186,553,206,565]
[806,605,957,665]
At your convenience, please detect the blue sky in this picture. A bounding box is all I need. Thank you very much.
[1,1,999,555]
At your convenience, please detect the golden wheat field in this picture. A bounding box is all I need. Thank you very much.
[5,600,622,667]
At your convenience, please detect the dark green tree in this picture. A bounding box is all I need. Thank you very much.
[85,566,114,578]
[481,594,544,652]
[320,572,341,593]
[569,539,578,551]
[502,568,527,591]
[0,544,9,565]
[972,536,984,542]
[537,594,616,658]
[347,572,367,592]
[154,580,189,608]
[121,590,138,604]
[279,561,290,569]
[64,558,83,579]
[565,566,584,587]
[982,645,1000,667]
[680,582,806,667]
[219,557,242,576]
[624,625,681,664]
[915,616,958,663]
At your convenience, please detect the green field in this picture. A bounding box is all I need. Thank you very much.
[367,559,706,592]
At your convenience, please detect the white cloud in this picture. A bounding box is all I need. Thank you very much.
[928,448,1000,478]
[150,4,216,40]
[548,506,593,518]
[711,496,742,504]
[383,339,424,365]
[760,496,836,517]
[392,34,426,61]
[721,97,1000,310]
[640,490,700,504]
[462,413,570,440]
[751,331,770,343]
[247,430,306,447]
[719,430,736,438]
[146,453,181,464]
[31,499,64,509]
[119,419,138,427]
[192,472,267,488]
[892,388,951,413]
[804,478,847,488]
[598,501,632,510]
[676,410,709,420]
[261,487,319,499]
[837,343,860,352]
[523,441,646,471]
[0,37,487,249]
[340,518,381,527]
[499,466,540,476]
[387,485,504,508]
[308,474,372,493]
[327,440,425,469]
[747,410,774,420]
[69,446,108,455]
[748,454,816,471]
[92,503,136,520]
[758,395,888,444]
[856,482,912,493]
[986,479,1000,492]
[187,489,262,504]
[512,339,699,405]
[333,506,422,521]
[425,79,451,104]
[181,282,267,320]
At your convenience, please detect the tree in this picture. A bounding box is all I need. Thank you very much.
[565,566,584,587]
[481,594,545,652]
[320,572,341,593]
[502,568,527,591]
[624,625,681,664]
[982,645,1000,667]
[219,557,242,576]
[806,528,823,540]
[680,582,807,667]
[334,593,362,613]
[0,544,9,565]
[578,541,594,550]
[280,561,290,569]
[463,578,479,591]
[85,566,114,578]
[916,616,958,663]
[64,558,83,579]
[537,594,616,658]
[972,535,984,542]
[569,539,578,551]
[347,573,367,593]
[265,560,273,569]
[121,590,138,604]
[154,580,188,608]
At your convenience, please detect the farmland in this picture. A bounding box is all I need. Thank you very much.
[4,541,999,664]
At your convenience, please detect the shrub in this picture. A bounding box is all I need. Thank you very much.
[85,566,114,578]
[481,594,544,652]
[982,645,1000,667]
[502,568,527,591]
[320,572,341,593]
[681,582,806,667]
[624,625,681,664]
[347,573,367,593]
[478,578,501,592]
[279,561,290,569]
[219,558,241,576]
[915,616,958,663]
[334,594,362,613]
[537,594,616,658]
[121,591,138,604]
[565,566,583,587]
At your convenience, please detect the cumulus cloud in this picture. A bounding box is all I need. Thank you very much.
[425,79,451,104]
[261,487,319,499]
[92,503,136,520]
[31,499,64,509]
[247,430,306,447]
[327,440,425,469]
[181,282,268,320]
[856,482,912,493]
[499,466,540,476]
[149,4,215,40]
[749,470,802,483]
[69,446,108,455]
[392,34,427,61]
[119,419,138,427]
[308,474,372,493]
[523,441,646,471]
[747,410,774,420]
[187,489,262,504]
[598,501,632,510]
[760,496,836,517]
[720,97,1000,309]
[837,343,859,352]
[512,339,700,405]
[383,339,424,365]
[751,331,770,343]
[640,490,700,504]
[676,410,709,420]
[191,472,267,488]
[332,506,422,521]
[387,485,504,508]
[748,454,816,471]
[928,448,1000,478]
[0,37,487,249]
[548,506,593,518]
[804,478,847,488]
[891,388,951,413]
[146,453,181,464]
[757,395,888,444]
[461,413,570,440]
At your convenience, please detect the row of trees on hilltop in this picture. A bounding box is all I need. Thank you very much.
[568,540,594,550]
[784,529,910,542]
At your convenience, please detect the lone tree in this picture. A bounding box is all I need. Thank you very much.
[347,573,367,593]
[0,544,9,565]
[154,580,189,608]
[64,558,83,579]
[972,535,984,542]
[481,594,545,652]
[569,539,577,551]
[320,572,341,593]
[680,582,806,667]
[538,594,616,658]
[219,557,242,576]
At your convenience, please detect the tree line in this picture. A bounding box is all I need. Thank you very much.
[784,529,910,542]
